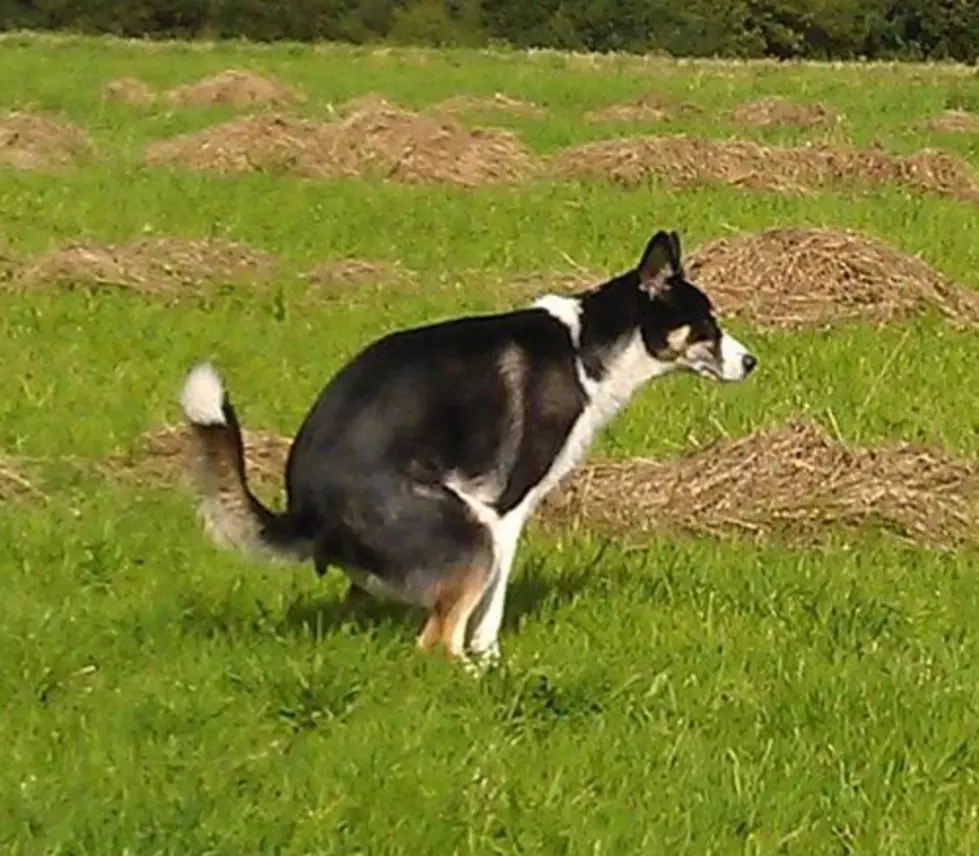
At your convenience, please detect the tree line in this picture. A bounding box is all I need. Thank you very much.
[2,0,977,62]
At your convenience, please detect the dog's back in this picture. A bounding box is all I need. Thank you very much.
[285,307,586,528]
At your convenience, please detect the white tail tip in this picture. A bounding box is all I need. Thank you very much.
[180,362,226,426]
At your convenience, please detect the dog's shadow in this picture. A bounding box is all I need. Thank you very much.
[277,538,613,642]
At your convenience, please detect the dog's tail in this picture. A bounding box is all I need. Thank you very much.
[179,362,312,564]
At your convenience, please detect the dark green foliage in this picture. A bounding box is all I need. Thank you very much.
[0,0,976,61]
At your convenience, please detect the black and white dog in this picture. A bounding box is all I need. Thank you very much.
[179,229,756,670]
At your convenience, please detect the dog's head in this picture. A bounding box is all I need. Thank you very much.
[634,230,756,383]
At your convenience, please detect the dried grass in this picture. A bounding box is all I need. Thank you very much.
[164,68,305,107]
[729,95,839,127]
[541,419,979,548]
[11,236,278,296]
[926,109,979,133]
[686,227,979,330]
[102,77,157,105]
[0,111,92,169]
[550,134,979,202]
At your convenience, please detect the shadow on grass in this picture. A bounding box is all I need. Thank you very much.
[183,537,613,644]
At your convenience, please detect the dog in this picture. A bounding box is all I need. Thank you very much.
[178,228,757,671]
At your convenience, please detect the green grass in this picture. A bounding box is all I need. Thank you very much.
[2,33,979,855]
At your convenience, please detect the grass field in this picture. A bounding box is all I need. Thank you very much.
[3,32,979,854]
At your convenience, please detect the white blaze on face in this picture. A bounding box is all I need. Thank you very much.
[718,332,755,382]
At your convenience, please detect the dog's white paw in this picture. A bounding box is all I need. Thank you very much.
[469,643,502,676]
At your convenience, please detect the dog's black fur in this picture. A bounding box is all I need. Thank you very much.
[179,228,756,662]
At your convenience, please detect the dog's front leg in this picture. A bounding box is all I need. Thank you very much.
[468,513,524,667]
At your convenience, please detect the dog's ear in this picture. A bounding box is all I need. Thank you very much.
[668,231,684,274]
[637,230,677,295]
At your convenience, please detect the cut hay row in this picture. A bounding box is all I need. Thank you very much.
[102,71,837,130]
[102,71,544,117]
[4,229,979,332]
[584,94,839,127]
[99,420,979,550]
[103,69,305,107]
[5,103,978,202]
[539,419,979,549]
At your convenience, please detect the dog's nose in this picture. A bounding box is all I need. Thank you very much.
[742,353,757,375]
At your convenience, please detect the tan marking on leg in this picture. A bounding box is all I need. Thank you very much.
[435,564,492,661]
[416,612,442,651]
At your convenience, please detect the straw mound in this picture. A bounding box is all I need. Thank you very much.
[729,96,839,127]
[585,93,684,123]
[114,425,291,498]
[541,419,979,548]
[550,134,979,201]
[12,237,277,295]
[927,110,979,133]
[103,77,157,105]
[0,111,91,169]
[686,227,979,330]
[165,69,305,107]
[434,93,546,117]
[144,105,539,186]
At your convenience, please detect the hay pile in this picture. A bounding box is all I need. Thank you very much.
[145,104,540,186]
[927,110,979,134]
[164,69,305,107]
[541,419,979,548]
[0,111,91,169]
[550,134,979,202]
[585,93,682,123]
[114,419,978,549]
[103,77,157,105]
[434,93,545,118]
[729,96,839,127]
[685,227,979,330]
[113,424,292,496]
[12,237,278,296]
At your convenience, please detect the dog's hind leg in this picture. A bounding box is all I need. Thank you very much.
[436,561,495,662]
[309,473,494,670]
[415,560,494,674]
